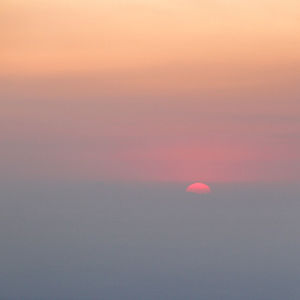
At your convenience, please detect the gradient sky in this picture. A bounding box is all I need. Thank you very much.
[1,0,300,182]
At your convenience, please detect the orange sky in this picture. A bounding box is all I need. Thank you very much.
[1,0,300,182]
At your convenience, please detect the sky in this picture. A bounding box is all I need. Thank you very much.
[1,0,300,183]
[1,3,300,299]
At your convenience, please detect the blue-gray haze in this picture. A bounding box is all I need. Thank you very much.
[1,182,300,300]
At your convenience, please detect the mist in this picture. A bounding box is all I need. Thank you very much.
[1,182,299,299]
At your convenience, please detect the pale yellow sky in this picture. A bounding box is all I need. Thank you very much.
[1,0,300,76]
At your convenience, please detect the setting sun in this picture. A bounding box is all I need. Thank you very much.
[186,183,211,194]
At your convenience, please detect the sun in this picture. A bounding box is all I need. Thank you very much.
[186,182,211,194]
